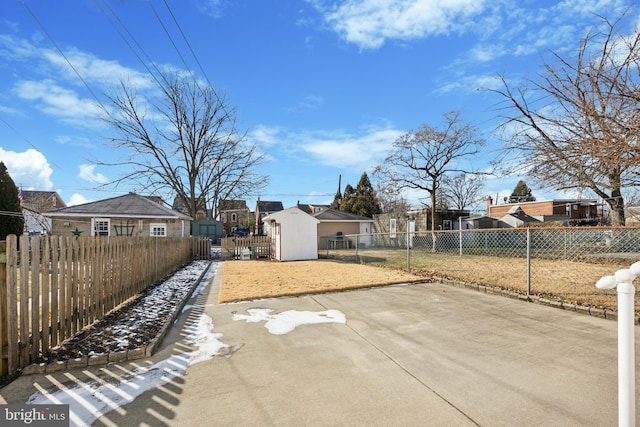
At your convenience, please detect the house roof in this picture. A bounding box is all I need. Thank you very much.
[219,199,248,211]
[256,200,283,212]
[45,193,192,220]
[296,202,330,215]
[21,190,66,211]
[313,208,374,222]
[171,195,206,212]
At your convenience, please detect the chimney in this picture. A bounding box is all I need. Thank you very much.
[486,196,493,215]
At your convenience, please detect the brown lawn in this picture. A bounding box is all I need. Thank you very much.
[218,259,430,303]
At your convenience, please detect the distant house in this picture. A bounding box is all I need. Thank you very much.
[219,199,250,234]
[296,201,330,215]
[263,207,319,261]
[497,206,541,228]
[19,190,66,235]
[22,190,66,213]
[45,193,192,237]
[255,199,284,235]
[486,197,600,225]
[374,208,470,233]
[459,215,499,230]
[172,195,207,220]
[314,209,375,249]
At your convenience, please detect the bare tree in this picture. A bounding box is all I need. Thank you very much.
[375,181,410,214]
[492,15,640,226]
[374,110,485,244]
[101,74,267,220]
[441,173,485,211]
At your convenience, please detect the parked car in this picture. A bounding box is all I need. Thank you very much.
[228,228,249,237]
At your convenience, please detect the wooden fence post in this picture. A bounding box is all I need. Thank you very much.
[0,241,6,376]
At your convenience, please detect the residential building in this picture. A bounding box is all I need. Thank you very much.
[486,197,600,225]
[255,199,284,235]
[21,190,66,213]
[219,199,250,234]
[172,195,207,220]
[45,193,192,237]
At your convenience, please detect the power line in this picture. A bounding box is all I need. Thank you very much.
[161,0,215,89]
[93,0,169,89]
[22,0,109,115]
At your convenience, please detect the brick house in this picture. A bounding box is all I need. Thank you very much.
[219,199,250,234]
[486,197,599,224]
[22,190,66,212]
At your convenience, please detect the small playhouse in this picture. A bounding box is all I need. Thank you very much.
[262,207,319,261]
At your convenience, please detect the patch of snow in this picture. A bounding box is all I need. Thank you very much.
[232,308,346,335]
[27,312,230,427]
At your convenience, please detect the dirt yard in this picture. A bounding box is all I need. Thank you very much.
[218,259,430,303]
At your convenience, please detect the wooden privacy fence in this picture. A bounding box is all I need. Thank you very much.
[0,234,211,379]
[221,236,272,259]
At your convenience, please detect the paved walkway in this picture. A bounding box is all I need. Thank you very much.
[0,261,635,426]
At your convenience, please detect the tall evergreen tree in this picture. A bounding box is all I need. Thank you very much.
[509,180,536,203]
[0,162,25,239]
[330,175,342,210]
[349,172,381,217]
[339,184,356,213]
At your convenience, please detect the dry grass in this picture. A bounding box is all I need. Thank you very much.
[219,253,632,314]
[218,259,429,303]
[358,250,624,312]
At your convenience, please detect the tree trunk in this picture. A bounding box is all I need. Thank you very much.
[430,187,437,253]
[608,189,625,226]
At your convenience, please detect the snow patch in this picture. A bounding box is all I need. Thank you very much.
[27,312,229,427]
[232,308,346,335]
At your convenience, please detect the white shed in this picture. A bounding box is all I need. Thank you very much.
[263,207,320,261]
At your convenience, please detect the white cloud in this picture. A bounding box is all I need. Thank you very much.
[298,125,404,169]
[314,0,487,49]
[78,164,109,184]
[67,193,91,206]
[251,123,403,171]
[196,0,226,18]
[288,94,325,112]
[14,79,104,127]
[249,125,283,146]
[0,147,53,189]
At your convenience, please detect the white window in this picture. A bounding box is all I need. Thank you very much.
[150,223,167,237]
[231,213,237,222]
[93,218,110,236]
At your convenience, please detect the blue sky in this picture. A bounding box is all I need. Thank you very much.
[0,0,637,213]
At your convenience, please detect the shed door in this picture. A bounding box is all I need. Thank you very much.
[272,223,281,260]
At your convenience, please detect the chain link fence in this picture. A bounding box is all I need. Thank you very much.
[319,227,640,313]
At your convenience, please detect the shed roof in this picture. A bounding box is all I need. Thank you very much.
[45,193,192,220]
[263,206,320,223]
[313,208,374,222]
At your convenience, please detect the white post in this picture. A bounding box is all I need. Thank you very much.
[597,264,640,427]
[615,269,636,427]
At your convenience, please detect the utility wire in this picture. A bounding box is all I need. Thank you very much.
[22,0,109,116]
[161,0,215,90]
[93,0,169,89]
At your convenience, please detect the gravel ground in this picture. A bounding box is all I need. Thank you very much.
[33,259,213,365]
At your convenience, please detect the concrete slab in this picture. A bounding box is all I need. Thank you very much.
[0,261,634,426]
